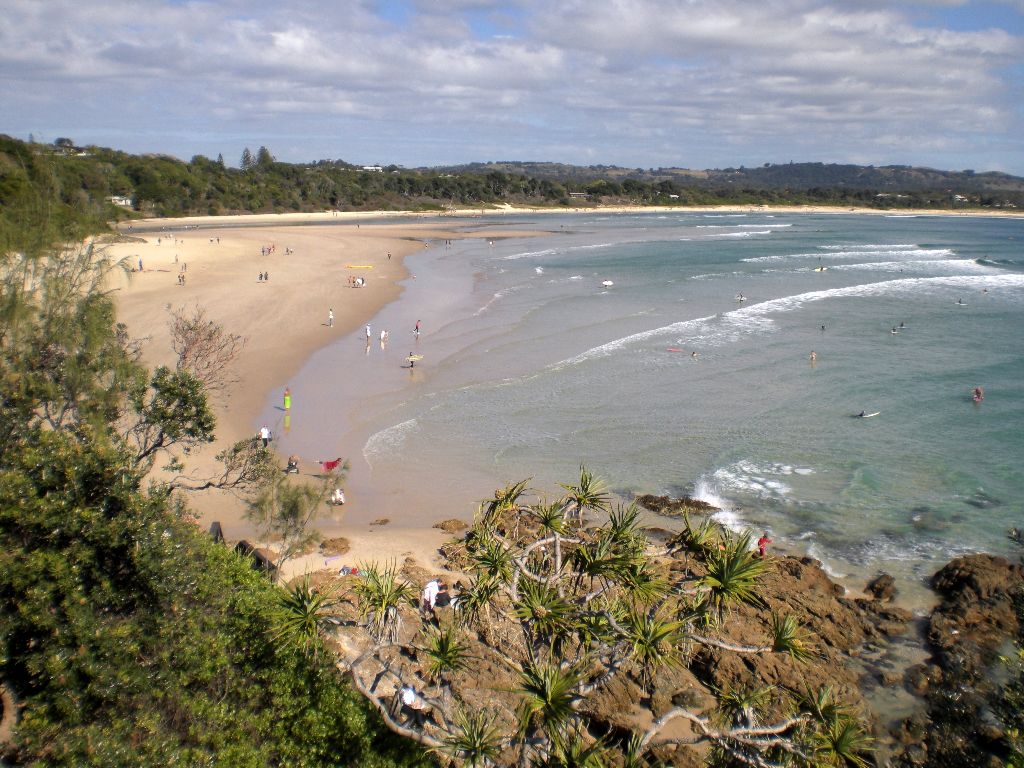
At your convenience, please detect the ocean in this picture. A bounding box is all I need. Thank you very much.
[265,211,1024,592]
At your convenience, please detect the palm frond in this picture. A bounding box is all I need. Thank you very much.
[812,714,874,767]
[436,707,504,767]
[769,612,814,660]
[700,530,767,617]
[421,624,472,682]
[350,560,416,643]
[271,576,342,659]
[621,606,686,688]
[516,658,581,735]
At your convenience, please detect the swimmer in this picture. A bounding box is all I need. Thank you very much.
[809,351,817,362]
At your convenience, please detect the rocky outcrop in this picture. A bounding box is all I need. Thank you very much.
[635,494,719,517]
[892,554,1023,767]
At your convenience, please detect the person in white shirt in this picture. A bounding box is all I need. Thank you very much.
[259,425,271,447]
[420,579,445,616]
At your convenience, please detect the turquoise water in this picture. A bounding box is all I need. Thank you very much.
[267,212,1024,587]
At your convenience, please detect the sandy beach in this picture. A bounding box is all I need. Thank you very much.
[107,211,553,580]
[108,203,1022,582]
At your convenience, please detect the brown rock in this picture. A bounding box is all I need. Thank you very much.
[433,518,468,533]
[635,494,719,517]
[866,572,898,601]
[320,537,351,556]
[931,554,1023,601]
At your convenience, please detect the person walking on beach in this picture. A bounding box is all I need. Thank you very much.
[328,308,334,327]
[414,319,421,336]
[365,324,372,340]
[259,425,271,448]
[283,387,291,411]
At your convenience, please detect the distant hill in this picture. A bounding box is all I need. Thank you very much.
[2,134,1022,224]
[429,160,1024,194]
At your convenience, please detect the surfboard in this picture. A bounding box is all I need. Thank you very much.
[667,348,685,353]
[602,280,614,287]
[406,354,423,361]
[856,412,881,418]
[346,265,375,269]
[813,267,828,272]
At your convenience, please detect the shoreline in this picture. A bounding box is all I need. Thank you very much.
[109,209,1015,601]
[107,215,554,581]
[120,202,1024,233]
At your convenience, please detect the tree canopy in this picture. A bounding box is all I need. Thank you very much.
[0,174,428,767]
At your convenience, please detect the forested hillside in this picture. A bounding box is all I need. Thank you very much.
[0,153,428,767]
[3,134,1022,221]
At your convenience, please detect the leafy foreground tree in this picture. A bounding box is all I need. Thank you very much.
[330,469,873,767]
[0,212,426,764]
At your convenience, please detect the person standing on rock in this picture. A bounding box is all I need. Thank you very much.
[757,532,772,558]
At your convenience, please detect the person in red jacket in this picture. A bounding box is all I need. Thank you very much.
[757,532,773,558]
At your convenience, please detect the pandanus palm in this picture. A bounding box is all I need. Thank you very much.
[350,560,416,644]
[516,658,581,739]
[437,708,504,768]
[811,714,874,767]
[700,530,767,619]
[481,478,530,532]
[621,606,686,690]
[421,624,472,705]
[559,465,609,523]
[513,579,575,653]
[272,576,342,659]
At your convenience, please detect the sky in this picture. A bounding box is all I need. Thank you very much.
[2,0,1023,174]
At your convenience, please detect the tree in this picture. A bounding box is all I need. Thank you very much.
[0,194,427,767]
[256,146,275,167]
[240,146,254,170]
[343,472,872,767]
[246,470,336,576]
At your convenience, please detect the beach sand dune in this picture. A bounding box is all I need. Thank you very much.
[108,216,492,576]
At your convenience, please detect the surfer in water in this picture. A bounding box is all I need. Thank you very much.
[973,386,984,402]
[891,327,899,334]
[857,410,865,418]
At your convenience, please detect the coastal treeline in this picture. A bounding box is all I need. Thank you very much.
[0,167,428,766]
[3,134,1023,220]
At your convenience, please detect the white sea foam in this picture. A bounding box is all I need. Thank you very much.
[829,259,995,275]
[696,224,792,229]
[692,476,744,531]
[742,247,952,263]
[501,242,616,261]
[362,419,419,466]
[534,266,544,275]
[502,248,559,261]
[805,544,847,579]
[712,460,796,499]
[819,243,919,250]
[474,285,521,316]
[547,273,1024,370]
[549,314,717,369]
[707,230,774,238]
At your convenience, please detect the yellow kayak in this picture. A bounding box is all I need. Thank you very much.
[346,265,375,269]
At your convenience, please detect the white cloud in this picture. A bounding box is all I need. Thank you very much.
[0,0,1021,172]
